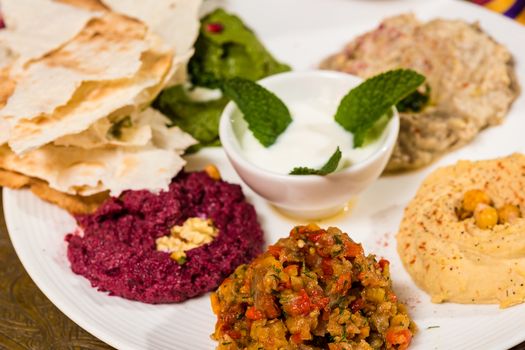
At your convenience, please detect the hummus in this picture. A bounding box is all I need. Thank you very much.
[321,14,519,172]
[397,154,525,307]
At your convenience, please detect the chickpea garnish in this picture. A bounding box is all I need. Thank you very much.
[463,189,491,212]
[474,205,498,229]
[498,204,521,225]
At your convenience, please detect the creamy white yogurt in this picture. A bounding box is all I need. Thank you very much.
[237,101,384,175]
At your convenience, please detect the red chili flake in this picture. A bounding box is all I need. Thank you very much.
[0,14,5,29]
[206,22,224,33]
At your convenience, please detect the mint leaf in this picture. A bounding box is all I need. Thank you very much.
[334,69,425,147]
[290,147,342,175]
[396,84,431,113]
[222,78,292,147]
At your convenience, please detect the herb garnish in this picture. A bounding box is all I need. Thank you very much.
[334,69,425,147]
[108,116,132,139]
[289,147,342,175]
[222,78,292,147]
[396,84,431,113]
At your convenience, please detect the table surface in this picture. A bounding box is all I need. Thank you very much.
[0,192,112,350]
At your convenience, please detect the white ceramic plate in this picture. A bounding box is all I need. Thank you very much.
[5,0,525,349]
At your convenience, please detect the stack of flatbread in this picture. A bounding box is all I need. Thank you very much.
[0,0,202,213]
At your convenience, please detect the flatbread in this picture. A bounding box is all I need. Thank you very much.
[8,45,173,154]
[53,117,152,149]
[101,0,201,52]
[0,109,196,196]
[0,12,148,120]
[55,0,108,12]
[53,107,196,151]
[0,0,102,67]
[0,168,108,214]
[0,142,187,196]
[101,0,202,86]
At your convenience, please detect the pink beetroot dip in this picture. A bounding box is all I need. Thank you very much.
[66,171,264,304]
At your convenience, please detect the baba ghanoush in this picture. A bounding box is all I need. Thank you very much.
[321,14,518,172]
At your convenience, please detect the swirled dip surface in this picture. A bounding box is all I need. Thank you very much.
[397,154,525,307]
[66,171,264,304]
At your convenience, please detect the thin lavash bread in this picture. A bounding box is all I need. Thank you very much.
[0,0,202,213]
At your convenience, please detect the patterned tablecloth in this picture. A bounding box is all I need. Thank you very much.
[0,1,524,349]
[472,0,525,23]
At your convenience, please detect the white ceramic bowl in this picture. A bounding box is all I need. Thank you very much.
[219,70,399,220]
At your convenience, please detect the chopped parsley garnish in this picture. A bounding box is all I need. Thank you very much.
[222,78,292,147]
[334,69,425,147]
[289,147,342,176]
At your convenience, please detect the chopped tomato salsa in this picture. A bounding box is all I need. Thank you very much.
[211,225,416,349]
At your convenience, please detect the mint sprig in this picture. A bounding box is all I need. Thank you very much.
[222,78,292,147]
[290,147,342,175]
[334,69,425,147]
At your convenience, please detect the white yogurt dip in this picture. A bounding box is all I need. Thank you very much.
[235,100,385,175]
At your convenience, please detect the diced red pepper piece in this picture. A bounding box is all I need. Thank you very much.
[378,258,390,271]
[290,333,303,344]
[308,231,323,242]
[288,289,312,316]
[309,288,329,310]
[344,241,364,257]
[386,329,413,348]
[388,292,398,303]
[245,306,264,320]
[350,298,366,313]
[321,258,334,277]
[226,330,242,339]
[206,22,224,33]
[335,272,352,293]
[268,245,282,258]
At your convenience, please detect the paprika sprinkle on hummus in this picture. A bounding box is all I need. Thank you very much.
[397,154,525,307]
